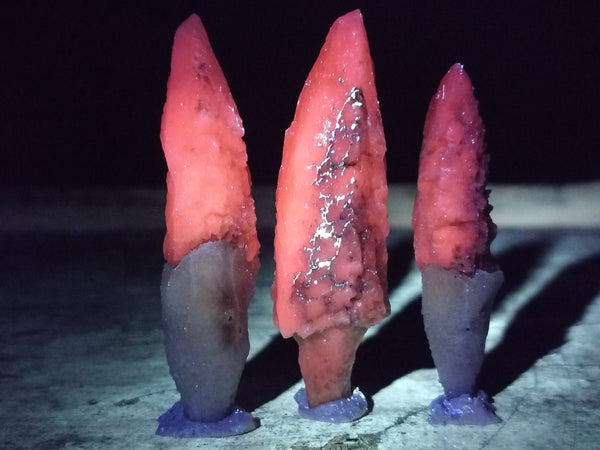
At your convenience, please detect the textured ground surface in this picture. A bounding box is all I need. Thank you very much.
[1,183,599,449]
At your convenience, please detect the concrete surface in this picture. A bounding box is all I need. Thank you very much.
[1,183,600,449]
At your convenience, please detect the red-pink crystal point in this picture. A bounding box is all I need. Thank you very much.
[412,63,496,275]
[160,14,259,268]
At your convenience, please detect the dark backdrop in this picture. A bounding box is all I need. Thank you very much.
[2,1,598,188]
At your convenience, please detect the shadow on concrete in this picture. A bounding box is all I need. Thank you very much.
[353,298,434,398]
[492,236,550,312]
[237,228,304,412]
[480,253,600,396]
[237,334,301,412]
[386,230,416,292]
[353,232,432,398]
[256,227,275,268]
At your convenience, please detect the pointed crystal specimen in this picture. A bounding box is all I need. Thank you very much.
[413,64,502,425]
[157,14,258,436]
[272,9,389,409]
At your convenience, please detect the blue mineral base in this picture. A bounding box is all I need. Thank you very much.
[428,390,501,426]
[156,401,258,437]
[294,387,369,423]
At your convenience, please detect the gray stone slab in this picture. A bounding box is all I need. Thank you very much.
[1,186,599,449]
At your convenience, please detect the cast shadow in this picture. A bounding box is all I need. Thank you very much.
[237,227,303,412]
[386,230,416,292]
[237,334,301,412]
[492,238,549,311]
[256,227,275,271]
[353,229,431,397]
[353,298,433,398]
[479,253,600,396]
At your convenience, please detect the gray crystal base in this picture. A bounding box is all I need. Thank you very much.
[421,265,504,400]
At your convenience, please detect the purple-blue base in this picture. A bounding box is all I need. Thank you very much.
[294,387,369,423]
[428,390,501,426]
[156,401,258,437]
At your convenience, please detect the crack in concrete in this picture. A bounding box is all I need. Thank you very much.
[291,432,381,450]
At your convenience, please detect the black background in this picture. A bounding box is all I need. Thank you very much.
[2,1,598,188]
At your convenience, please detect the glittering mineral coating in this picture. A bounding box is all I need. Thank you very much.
[412,63,496,275]
[272,9,389,340]
[161,13,259,268]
